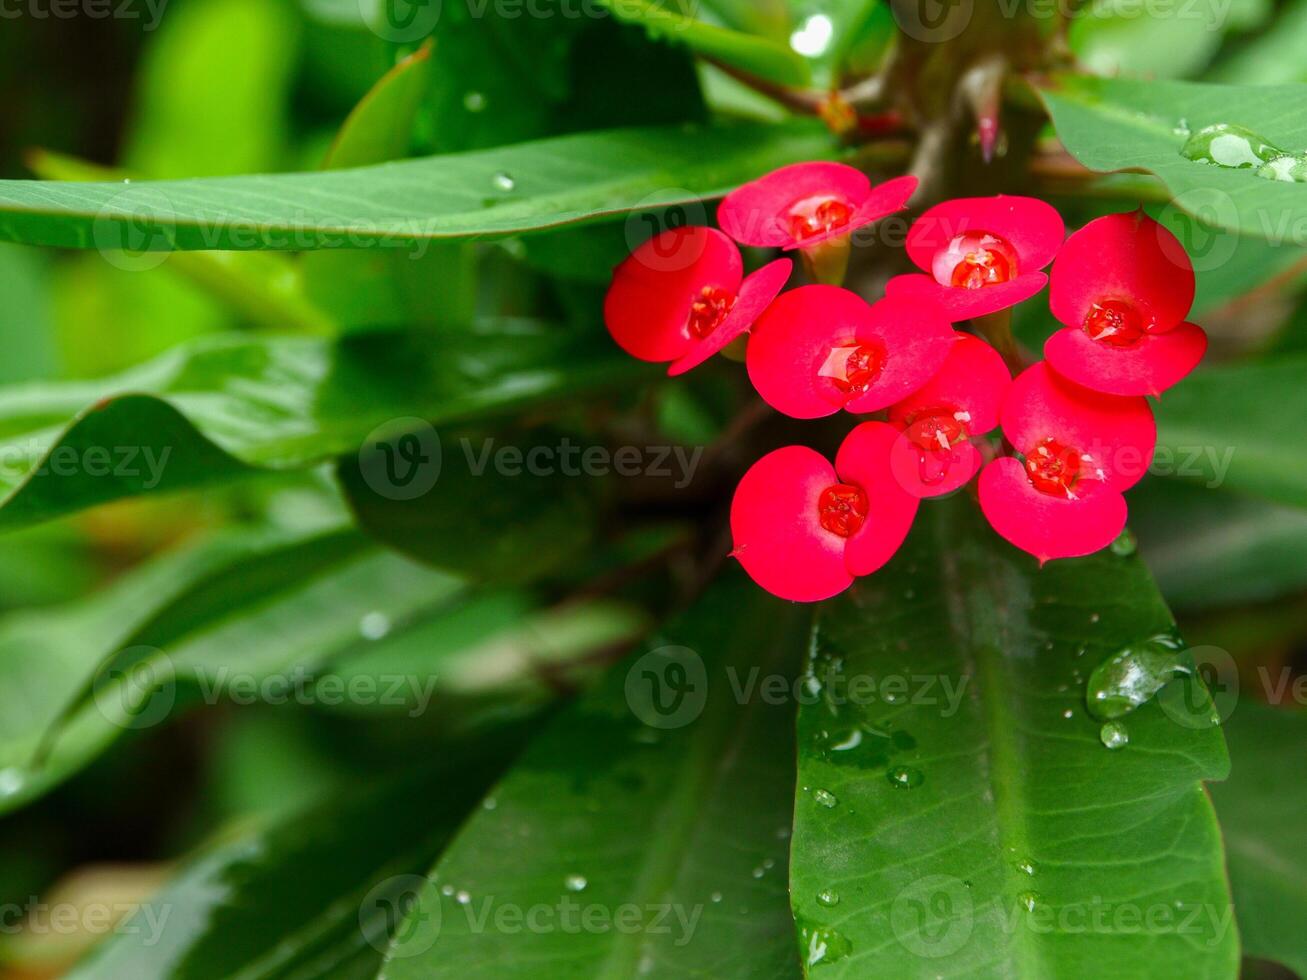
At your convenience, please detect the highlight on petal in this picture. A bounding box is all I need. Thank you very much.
[979,457,1128,561]
[746,287,954,418]
[834,422,921,575]
[885,271,1048,321]
[1002,362,1156,494]
[905,195,1065,278]
[1049,212,1195,336]
[729,446,854,602]
[668,258,792,376]
[604,226,742,363]
[717,162,916,251]
[1044,321,1207,397]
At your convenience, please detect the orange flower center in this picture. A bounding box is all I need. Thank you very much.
[1083,300,1146,348]
[686,285,737,339]
[903,406,969,453]
[934,231,1019,289]
[788,195,855,242]
[1024,437,1083,497]
[818,483,869,537]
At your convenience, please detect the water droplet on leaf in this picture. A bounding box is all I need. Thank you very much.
[886,766,924,789]
[1100,720,1130,750]
[813,788,838,809]
[1086,631,1189,720]
[816,889,840,907]
[491,171,516,192]
[565,874,588,892]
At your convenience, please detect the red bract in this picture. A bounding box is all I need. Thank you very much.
[886,334,1011,497]
[978,363,1155,562]
[1045,212,1206,395]
[717,163,917,251]
[746,286,955,419]
[603,225,792,376]
[886,195,1065,320]
[730,422,919,602]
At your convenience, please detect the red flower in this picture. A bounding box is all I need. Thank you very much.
[886,334,1011,497]
[603,225,791,376]
[730,422,918,601]
[717,163,917,251]
[978,363,1155,562]
[746,286,955,419]
[886,195,1065,320]
[1045,212,1207,396]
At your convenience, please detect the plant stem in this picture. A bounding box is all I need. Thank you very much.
[973,308,1026,373]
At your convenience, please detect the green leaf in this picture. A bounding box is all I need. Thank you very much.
[0,323,642,529]
[790,498,1236,978]
[597,0,811,86]
[322,40,432,170]
[380,573,810,978]
[65,765,511,980]
[1131,480,1307,611]
[1154,356,1307,508]
[1212,0,1307,84]
[339,424,606,584]
[0,120,831,251]
[1209,703,1307,978]
[1039,76,1307,240]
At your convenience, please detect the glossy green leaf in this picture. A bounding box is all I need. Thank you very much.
[597,0,811,86]
[380,573,810,979]
[1155,356,1307,508]
[1209,703,1307,978]
[1212,0,1307,84]
[0,322,643,529]
[1040,76,1307,240]
[66,766,510,980]
[0,120,831,251]
[790,499,1236,978]
[323,41,431,170]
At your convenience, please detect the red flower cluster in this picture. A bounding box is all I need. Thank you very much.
[602,163,1206,601]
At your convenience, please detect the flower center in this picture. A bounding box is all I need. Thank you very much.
[1083,300,1146,348]
[819,341,886,400]
[686,285,737,339]
[932,231,1019,289]
[903,405,970,453]
[787,195,854,242]
[1024,437,1083,497]
[818,483,869,537]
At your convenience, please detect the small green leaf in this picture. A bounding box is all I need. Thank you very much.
[1040,76,1307,240]
[0,120,831,250]
[790,498,1236,978]
[380,573,810,978]
[597,0,811,86]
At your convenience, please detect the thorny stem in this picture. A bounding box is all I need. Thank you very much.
[973,309,1027,374]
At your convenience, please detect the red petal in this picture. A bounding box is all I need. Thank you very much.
[1002,362,1156,493]
[1044,321,1207,397]
[979,457,1128,561]
[604,226,742,362]
[1049,212,1194,334]
[888,431,983,498]
[668,258,792,376]
[889,333,1011,435]
[885,271,1048,321]
[718,162,872,249]
[905,195,1065,274]
[730,446,854,602]
[834,422,920,575]
[844,296,956,413]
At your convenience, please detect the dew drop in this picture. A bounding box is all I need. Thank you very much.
[463,91,487,112]
[1016,859,1036,876]
[1017,890,1040,912]
[491,171,516,192]
[565,874,587,892]
[1181,123,1283,169]
[482,797,498,810]
[751,867,765,879]
[1086,630,1188,720]
[1110,529,1137,557]
[816,889,841,907]
[1100,720,1130,749]
[359,611,392,640]
[710,891,722,903]
[455,890,472,905]
[1062,709,1074,720]
[440,884,455,897]
[886,766,924,789]
[799,922,852,966]
[1256,154,1307,183]
[813,788,839,809]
